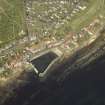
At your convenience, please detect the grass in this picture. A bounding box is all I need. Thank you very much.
[0,0,26,47]
[70,0,105,31]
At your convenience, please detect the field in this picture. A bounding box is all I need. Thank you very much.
[70,0,105,31]
[0,0,25,46]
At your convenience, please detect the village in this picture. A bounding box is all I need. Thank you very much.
[0,14,104,80]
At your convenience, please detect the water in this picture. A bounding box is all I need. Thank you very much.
[31,52,58,73]
[3,53,105,105]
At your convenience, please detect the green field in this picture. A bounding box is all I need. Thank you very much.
[70,0,105,31]
[0,0,25,46]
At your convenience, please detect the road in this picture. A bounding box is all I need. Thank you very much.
[49,26,105,82]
